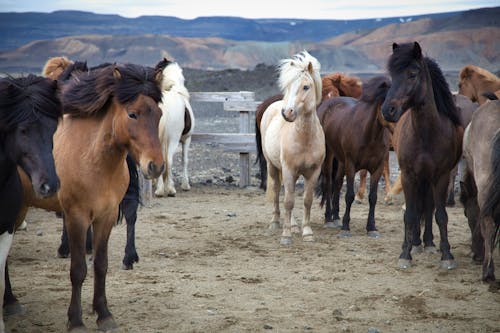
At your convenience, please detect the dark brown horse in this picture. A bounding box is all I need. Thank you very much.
[460,97,500,282]
[317,75,392,236]
[381,42,463,270]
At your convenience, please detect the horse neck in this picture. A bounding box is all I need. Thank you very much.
[410,68,441,132]
[363,102,386,139]
[294,106,321,136]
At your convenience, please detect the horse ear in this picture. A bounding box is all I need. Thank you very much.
[413,42,422,59]
[113,66,121,80]
[307,62,314,74]
[392,43,399,51]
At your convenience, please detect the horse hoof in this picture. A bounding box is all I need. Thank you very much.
[324,220,341,229]
[424,246,438,254]
[398,259,412,269]
[68,325,88,333]
[154,190,164,197]
[338,230,351,238]
[303,234,314,242]
[440,260,457,270]
[411,245,424,255]
[167,192,176,197]
[384,196,393,205]
[17,220,28,231]
[280,236,292,246]
[57,250,69,258]
[97,316,118,332]
[354,198,363,204]
[268,222,280,231]
[121,263,133,270]
[3,301,25,316]
[367,230,380,239]
[291,226,301,235]
[181,183,191,191]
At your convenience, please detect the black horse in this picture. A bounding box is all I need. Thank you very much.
[381,42,463,270]
[0,74,62,328]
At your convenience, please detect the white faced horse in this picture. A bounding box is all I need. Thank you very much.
[155,59,195,197]
[259,51,325,245]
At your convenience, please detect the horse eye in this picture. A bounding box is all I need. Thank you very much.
[408,71,417,79]
[303,85,310,91]
[128,112,137,120]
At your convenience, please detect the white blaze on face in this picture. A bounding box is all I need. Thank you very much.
[0,231,14,332]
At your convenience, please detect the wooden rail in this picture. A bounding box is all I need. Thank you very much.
[190,91,261,187]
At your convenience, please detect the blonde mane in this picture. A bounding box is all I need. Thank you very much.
[42,56,73,80]
[161,62,189,99]
[278,51,322,106]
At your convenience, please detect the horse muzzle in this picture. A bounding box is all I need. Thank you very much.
[143,161,165,179]
[381,103,401,123]
[281,108,296,122]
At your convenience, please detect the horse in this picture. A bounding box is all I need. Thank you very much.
[258,50,325,245]
[317,75,392,236]
[460,98,500,282]
[0,74,62,332]
[153,58,195,197]
[458,64,500,105]
[15,62,164,331]
[256,72,362,190]
[381,42,463,270]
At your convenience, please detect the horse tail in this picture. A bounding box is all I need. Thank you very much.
[255,119,267,189]
[316,157,338,208]
[117,154,141,226]
[482,130,500,230]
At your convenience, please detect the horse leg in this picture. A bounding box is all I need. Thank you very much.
[366,167,382,238]
[446,163,459,206]
[302,168,321,242]
[266,163,281,231]
[479,215,496,281]
[164,140,178,197]
[398,177,421,269]
[122,199,139,270]
[66,214,91,331]
[322,150,335,227]
[92,217,118,331]
[340,164,356,238]
[355,169,367,203]
[180,137,191,191]
[422,193,437,253]
[433,174,457,270]
[382,157,393,204]
[3,261,23,316]
[58,219,92,258]
[387,173,403,207]
[330,162,344,229]
[0,231,14,332]
[280,168,297,246]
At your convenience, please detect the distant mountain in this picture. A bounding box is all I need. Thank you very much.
[0,9,470,51]
[0,7,498,74]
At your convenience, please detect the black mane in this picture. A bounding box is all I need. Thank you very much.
[61,63,162,117]
[388,43,461,126]
[0,74,62,131]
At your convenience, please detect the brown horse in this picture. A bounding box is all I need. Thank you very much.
[458,64,500,105]
[317,75,392,235]
[381,42,463,270]
[18,63,164,331]
[259,51,325,245]
[256,72,362,189]
[460,98,500,282]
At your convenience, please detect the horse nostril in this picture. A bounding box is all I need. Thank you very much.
[40,183,51,196]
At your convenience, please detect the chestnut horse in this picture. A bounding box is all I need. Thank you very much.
[0,74,62,331]
[259,51,325,245]
[381,42,463,270]
[458,64,500,105]
[460,98,500,282]
[317,76,392,236]
[14,63,164,331]
[256,72,362,189]
[154,58,195,197]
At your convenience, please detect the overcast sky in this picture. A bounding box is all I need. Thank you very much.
[0,0,497,20]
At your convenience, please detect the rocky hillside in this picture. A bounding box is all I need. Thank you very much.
[0,7,498,75]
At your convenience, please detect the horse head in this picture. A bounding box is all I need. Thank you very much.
[0,75,62,197]
[279,51,321,122]
[112,63,165,179]
[381,42,428,122]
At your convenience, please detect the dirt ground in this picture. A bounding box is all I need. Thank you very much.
[5,138,500,333]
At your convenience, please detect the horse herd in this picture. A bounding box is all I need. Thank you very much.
[0,41,499,332]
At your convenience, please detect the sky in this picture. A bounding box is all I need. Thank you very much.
[0,0,498,20]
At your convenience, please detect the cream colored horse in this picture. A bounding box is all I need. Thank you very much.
[154,59,195,197]
[259,51,325,245]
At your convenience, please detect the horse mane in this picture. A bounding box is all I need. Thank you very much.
[388,43,460,126]
[160,61,189,98]
[460,64,499,84]
[0,74,62,130]
[42,56,73,80]
[62,63,162,117]
[360,75,391,105]
[322,73,362,99]
[58,60,88,81]
[278,50,322,106]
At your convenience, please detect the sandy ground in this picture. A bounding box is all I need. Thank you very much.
[5,118,500,333]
